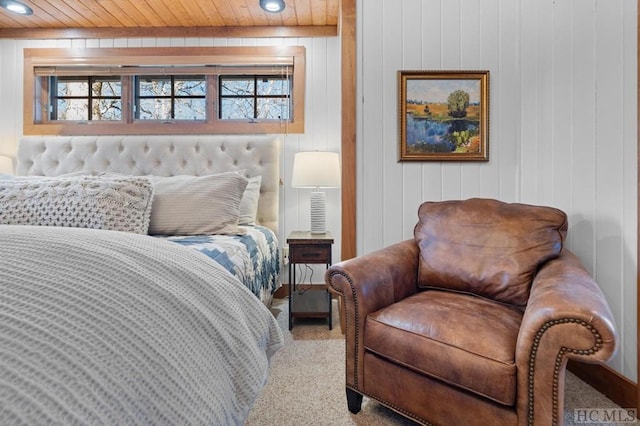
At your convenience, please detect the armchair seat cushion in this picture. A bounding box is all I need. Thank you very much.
[365,290,523,406]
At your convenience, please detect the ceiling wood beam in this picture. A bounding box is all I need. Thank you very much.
[0,25,338,39]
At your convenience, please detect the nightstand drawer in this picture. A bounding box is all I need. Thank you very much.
[289,244,331,263]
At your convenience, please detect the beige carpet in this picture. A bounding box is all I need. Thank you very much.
[245,297,624,426]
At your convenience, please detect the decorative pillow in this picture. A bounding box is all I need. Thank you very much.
[239,175,262,226]
[414,198,568,307]
[149,172,248,236]
[0,175,154,234]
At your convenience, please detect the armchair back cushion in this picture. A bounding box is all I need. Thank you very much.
[414,198,568,307]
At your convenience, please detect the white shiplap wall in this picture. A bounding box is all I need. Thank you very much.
[0,36,343,268]
[357,0,637,381]
[0,0,636,384]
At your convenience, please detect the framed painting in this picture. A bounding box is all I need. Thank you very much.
[398,70,489,161]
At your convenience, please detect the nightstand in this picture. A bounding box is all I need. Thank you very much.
[287,231,334,330]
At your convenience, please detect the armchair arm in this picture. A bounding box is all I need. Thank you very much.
[515,250,618,426]
[325,239,420,390]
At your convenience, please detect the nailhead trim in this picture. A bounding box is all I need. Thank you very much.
[527,318,604,426]
[349,387,434,426]
[327,270,360,386]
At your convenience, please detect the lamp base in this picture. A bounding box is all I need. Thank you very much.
[309,191,326,234]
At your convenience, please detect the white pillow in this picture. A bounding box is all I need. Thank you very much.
[149,172,248,236]
[238,175,262,226]
[0,175,154,234]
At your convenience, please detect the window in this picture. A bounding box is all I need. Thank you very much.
[52,76,122,121]
[219,75,291,121]
[135,75,206,120]
[25,46,305,135]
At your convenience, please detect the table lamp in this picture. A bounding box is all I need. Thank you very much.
[291,151,341,234]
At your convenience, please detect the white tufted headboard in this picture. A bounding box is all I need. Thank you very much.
[16,135,281,234]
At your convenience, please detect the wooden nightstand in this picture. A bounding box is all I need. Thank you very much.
[287,231,334,330]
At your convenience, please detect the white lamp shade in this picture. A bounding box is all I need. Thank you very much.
[291,151,341,188]
[0,155,14,175]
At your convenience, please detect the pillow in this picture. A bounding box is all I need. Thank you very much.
[148,172,248,236]
[414,198,567,307]
[0,175,154,234]
[238,175,262,226]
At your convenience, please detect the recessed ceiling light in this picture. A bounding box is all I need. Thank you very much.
[259,0,285,13]
[0,0,33,15]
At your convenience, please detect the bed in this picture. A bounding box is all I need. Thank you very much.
[0,225,283,425]
[13,135,281,306]
[0,135,284,424]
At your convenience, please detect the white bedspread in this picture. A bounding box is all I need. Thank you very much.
[0,225,284,425]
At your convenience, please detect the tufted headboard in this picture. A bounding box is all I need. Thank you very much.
[16,135,281,234]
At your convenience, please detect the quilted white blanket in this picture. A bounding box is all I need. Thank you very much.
[0,225,283,425]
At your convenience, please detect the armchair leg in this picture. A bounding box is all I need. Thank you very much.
[346,388,363,414]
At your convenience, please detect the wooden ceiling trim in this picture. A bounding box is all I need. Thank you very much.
[0,25,338,39]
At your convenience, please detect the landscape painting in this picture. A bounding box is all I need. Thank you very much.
[398,70,489,161]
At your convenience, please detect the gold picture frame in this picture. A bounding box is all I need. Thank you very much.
[399,70,489,161]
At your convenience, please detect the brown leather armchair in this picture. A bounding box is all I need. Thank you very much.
[325,198,618,426]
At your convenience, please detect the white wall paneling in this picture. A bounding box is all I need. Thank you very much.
[402,0,429,233]
[357,0,637,381]
[0,0,636,383]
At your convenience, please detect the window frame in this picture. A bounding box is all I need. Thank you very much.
[134,74,207,121]
[218,74,292,121]
[50,75,124,122]
[24,46,305,135]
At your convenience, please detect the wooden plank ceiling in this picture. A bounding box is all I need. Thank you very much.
[0,0,340,38]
